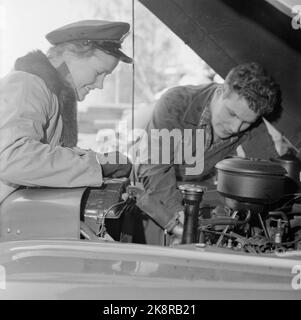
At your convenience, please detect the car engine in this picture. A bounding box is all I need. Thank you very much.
[1,155,301,257]
[78,156,301,256]
[178,156,301,255]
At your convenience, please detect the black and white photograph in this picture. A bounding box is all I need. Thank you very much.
[0,0,301,304]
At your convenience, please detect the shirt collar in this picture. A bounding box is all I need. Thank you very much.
[198,101,212,128]
[199,102,215,149]
[183,83,219,127]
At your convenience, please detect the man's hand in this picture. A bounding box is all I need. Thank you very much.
[169,223,184,246]
[97,151,132,178]
[169,210,184,246]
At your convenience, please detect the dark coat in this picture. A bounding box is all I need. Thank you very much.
[136,84,278,230]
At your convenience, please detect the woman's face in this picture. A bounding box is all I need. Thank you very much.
[64,49,119,101]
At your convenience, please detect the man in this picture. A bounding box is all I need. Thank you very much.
[136,62,281,241]
[0,20,132,203]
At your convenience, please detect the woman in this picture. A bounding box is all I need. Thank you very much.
[0,20,132,203]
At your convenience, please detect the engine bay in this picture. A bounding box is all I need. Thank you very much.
[80,156,301,256]
[78,156,301,255]
[195,193,301,255]
[181,156,301,255]
[1,156,301,258]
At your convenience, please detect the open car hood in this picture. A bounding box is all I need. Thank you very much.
[139,0,301,150]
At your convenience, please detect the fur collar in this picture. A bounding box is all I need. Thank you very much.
[14,50,78,147]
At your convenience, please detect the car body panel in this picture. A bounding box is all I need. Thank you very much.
[0,240,300,299]
[0,188,85,241]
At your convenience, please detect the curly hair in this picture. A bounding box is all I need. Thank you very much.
[224,62,280,116]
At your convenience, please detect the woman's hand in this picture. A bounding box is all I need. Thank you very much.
[97,151,132,178]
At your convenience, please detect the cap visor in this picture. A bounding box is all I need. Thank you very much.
[118,50,133,64]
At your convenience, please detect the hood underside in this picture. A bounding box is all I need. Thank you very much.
[139,0,301,150]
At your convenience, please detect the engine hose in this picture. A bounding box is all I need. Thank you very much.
[279,236,301,246]
[199,210,251,227]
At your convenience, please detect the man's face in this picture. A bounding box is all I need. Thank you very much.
[64,50,119,101]
[210,87,260,139]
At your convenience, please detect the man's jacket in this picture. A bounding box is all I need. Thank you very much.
[136,84,278,231]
